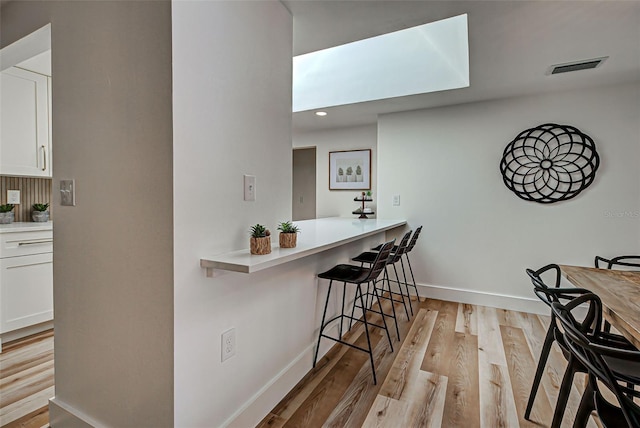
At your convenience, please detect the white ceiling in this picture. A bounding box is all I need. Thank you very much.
[284,0,640,132]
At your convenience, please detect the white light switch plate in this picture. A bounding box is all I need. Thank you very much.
[393,194,400,206]
[60,179,76,206]
[244,175,256,201]
[7,190,20,204]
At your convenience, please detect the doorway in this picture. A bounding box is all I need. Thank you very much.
[292,147,316,221]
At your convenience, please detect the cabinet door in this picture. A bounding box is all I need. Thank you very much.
[0,67,51,177]
[0,253,53,334]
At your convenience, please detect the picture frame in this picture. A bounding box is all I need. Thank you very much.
[329,149,371,190]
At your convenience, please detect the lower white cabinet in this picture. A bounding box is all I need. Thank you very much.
[0,252,53,333]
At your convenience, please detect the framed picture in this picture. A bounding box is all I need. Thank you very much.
[329,149,371,190]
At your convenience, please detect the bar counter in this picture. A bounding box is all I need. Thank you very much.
[200,217,406,275]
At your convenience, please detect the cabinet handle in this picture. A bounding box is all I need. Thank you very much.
[41,146,47,171]
[17,240,53,246]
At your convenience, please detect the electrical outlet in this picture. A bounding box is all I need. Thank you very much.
[221,328,236,362]
[392,194,400,206]
[7,190,20,204]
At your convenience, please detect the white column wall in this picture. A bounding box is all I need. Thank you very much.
[172,2,359,426]
[377,82,640,307]
[293,125,377,218]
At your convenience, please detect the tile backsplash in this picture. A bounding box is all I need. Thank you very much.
[0,176,53,222]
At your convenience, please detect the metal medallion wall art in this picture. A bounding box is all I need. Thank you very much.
[499,123,600,204]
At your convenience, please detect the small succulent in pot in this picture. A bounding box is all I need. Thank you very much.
[32,203,50,222]
[277,221,300,248]
[0,204,15,224]
[249,224,271,255]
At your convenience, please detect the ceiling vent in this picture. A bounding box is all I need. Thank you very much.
[546,57,608,75]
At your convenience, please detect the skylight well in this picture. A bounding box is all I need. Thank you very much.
[293,14,469,112]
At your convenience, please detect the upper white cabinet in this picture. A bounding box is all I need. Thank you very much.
[0,66,51,177]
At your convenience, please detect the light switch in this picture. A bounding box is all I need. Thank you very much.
[392,194,400,206]
[60,179,76,206]
[244,175,256,201]
[7,190,20,204]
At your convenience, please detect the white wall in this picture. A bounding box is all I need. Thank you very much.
[293,125,377,218]
[378,82,640,308]
[172,2,314,426]
[3,2,175,426]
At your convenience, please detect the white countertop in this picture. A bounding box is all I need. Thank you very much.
[200,217,406,275]
[0,221,53,233]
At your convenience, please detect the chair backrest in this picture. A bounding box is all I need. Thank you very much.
[363,239,395,283]
[552,297,640,428]
[405,226,422,253]
[595,255,640,270]
[389,230,412,263]
[527,264,598,327]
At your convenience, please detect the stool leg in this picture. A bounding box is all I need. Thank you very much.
[397,258,414,317]
[381,273,401,341]
[356,283,377,384]
[372,281,394,351]
[313,280,333,368]
[404,254,421,302]
[393,262,413,317]
[386,267,409,320]
[339,282,347,338]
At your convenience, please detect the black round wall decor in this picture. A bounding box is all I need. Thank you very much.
[499,123,600,204]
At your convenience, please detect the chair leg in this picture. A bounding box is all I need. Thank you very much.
[313,280,333,368]
[551,355,580,428]
[525,324,556,419]
[384,266,409,320]
[357,283,377,384]
[398,258,413,316]
[573,374,596,428]
[339,282,347,338]
[383,275,401,341]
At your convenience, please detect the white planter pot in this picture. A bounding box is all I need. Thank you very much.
[32,211,49,222]
[0,212,15,224]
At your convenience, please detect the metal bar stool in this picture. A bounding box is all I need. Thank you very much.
[371,226,423,314]
[313,239,396,385]
[350,230,413,340]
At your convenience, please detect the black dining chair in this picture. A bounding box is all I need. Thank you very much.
[595,255,640,270]
[313,239,396,385]
[551,295,640,428]
[594,255,640,333]
[350,230,413,340]
[525,264,597,427]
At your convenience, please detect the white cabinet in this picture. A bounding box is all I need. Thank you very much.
[0,227,53,335]
[0,67,51,177]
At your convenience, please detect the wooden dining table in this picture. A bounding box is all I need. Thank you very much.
[559,264,640,349]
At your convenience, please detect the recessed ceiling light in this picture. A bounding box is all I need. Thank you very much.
[315,111,327,116]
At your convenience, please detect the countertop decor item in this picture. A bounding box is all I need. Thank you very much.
[353,191,374,219]
[31,203,50,222]
[249,224,271,255]
[0,204,15,224]
[500,123,600,204]
[277,221,300,248]
[329,149,371,190]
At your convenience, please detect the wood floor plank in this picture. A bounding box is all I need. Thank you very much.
[501,324,554,427]
[455,303,478,335]
[362,395,407,428]
[0,385,54,427]
[0,360,54,408]
[378,308,437,400]
[441,332,480,427]
[496,307,523,328]
[477,305,508,366]
[421,301,458,374]
[479,363,519,428]
[401,370,447,428]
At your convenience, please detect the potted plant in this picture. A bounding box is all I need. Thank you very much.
[32,203,50,222]
[277,221,300,248]
[249,224,271,255]
[0,204,15,224]
[346,166,354,182]
[338,167,344,182]
[355,165,363,182]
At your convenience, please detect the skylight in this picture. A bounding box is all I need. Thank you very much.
[293,14,469,112]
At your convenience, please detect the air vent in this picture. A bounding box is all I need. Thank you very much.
[546,57,608,75]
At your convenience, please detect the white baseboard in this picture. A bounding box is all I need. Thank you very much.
[49,397,104,428]
[417,283,548,315]
[0,320,53,353]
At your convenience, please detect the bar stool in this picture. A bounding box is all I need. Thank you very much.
[313,239,396,384]
[350,230,413,340]
[371,226,423,313]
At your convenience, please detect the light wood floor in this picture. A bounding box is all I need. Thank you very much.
[0,330,53,428]
[0,300,602,428]
[259,298,601,428]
